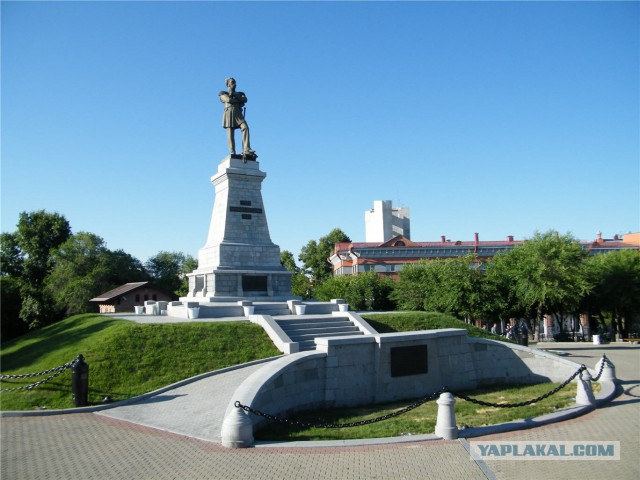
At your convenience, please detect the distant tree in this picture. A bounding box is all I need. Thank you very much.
[392,256,488,322]
[291,273,313,299]
[13,210,71,329]
[298,228,350,283]
[315,272,396,311]
[145,251,195,296]
[176,256,198,297]
[486,230,589,338]
[16,210,71,286]
[391,261,431,311]
[583,249,640,337]
[484,253,529,324]
[429,256,488,323]
[103,249,149,287]
[280,250,299,273]
[44,232,149,316]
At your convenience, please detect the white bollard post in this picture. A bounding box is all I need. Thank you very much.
[595,356,616,382]
[575,370,596,406]
[435,392,458,440]
[221,405,254,448]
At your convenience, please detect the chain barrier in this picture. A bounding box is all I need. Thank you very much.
[590,354,608,382]
[235,361,599,429]
[0,359,76,392]
[235,388,447,429]
[453,364,587,408]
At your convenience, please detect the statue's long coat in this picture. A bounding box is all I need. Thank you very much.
[219,91,247,129]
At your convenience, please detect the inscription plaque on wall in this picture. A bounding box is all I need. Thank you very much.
[390,345,428,377]
[242,275,267,293]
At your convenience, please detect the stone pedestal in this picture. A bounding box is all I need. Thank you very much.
[186,156,293,299]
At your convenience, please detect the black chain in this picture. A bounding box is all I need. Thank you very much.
[0,360,76,392]
[454,364,586,408]
[235,388,447,429]
[0,360,75,380]
[590,354,608,382]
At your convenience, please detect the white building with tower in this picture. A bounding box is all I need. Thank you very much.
[364,200,410,243]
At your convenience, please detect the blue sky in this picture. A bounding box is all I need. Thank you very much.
[2,1,638,266]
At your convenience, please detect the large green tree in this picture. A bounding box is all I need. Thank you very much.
[298,228,350,283]
[392,256,488,322]
[280,250,299,273]
[45,232,109,316]
[583,249,640,337]
[391,261,431,311]
[13,210,72,329]
[44,233,148,316]
[486,230,589,337]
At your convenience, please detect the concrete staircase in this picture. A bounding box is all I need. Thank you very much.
[275,315,364,351]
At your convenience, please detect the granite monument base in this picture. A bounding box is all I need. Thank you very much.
[186,268,294,299]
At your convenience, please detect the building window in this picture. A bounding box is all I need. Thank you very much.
[135,294,140,302]
[144,294,149,301]
[152,294,157,301]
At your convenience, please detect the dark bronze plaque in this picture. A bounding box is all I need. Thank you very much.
[390,345,428,377]
[230,206,263,214]
[242,275,267,293]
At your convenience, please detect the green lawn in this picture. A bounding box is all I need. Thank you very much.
[254,381,579,441]
[362,311,512,341]
[0,314,281,411]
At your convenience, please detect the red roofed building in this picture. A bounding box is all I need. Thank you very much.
[330,232,639,279]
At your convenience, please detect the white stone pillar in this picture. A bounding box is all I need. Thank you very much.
[435,392,458,440]
[575,370,596,406]
[595,357,616,382]
[221,406,254,448]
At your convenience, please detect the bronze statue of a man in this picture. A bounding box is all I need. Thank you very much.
[219,77,256,158]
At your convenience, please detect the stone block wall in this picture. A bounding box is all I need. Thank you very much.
[225,329,586,437]
[468,338,580,385]
[228,352,327,430]
[319,336,377,407]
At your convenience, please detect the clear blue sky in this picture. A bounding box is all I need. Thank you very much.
[2,1,638,266]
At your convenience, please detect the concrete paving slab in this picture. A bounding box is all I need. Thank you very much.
[96,362,266,442]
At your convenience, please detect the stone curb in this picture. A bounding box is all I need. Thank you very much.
[0,356,280,418]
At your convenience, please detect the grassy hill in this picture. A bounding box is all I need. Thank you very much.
[0,314,281,411]
[1,311,509,411]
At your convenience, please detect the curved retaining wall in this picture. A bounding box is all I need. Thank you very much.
[226,329,587,434]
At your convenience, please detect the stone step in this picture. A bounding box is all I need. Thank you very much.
[276,315,350,325]
[286,330,365,341]
[278,321,355,331]
[274,315,364,351]
[280,324,360,336]
[254,303,291,316]
[297,340,317,351]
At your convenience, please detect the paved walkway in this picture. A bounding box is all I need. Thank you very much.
[2,343,638,479]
